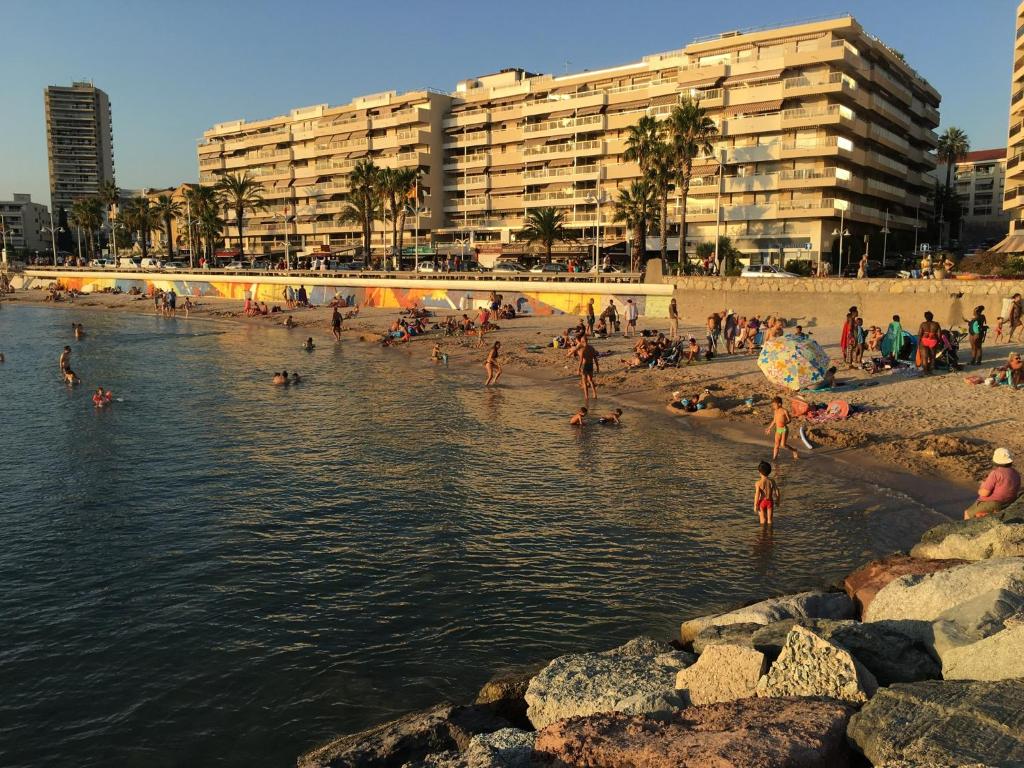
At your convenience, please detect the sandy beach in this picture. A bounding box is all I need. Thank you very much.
[4,286,1017,490]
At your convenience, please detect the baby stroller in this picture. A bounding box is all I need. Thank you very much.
[935,329,965,372]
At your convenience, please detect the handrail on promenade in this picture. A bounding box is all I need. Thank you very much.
[22,266,644,285]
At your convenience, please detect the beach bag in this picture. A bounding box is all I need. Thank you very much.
[790,398,810,417]
[915,345,923,367]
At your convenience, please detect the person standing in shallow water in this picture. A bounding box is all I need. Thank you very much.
[484,341,502,386]
[331,307,342,340]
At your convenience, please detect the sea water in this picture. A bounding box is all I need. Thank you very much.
[0,304,951,767]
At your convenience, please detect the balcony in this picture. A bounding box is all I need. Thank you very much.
[442,108,490,130]
[522,189,594,207]
[523,139,603,160]
[445,174,490,191]
[721,111,783,136]
[522,114,606,138]
[378,150,430,169]
[315,137,368,152]
[444,131,490,149]
[445,195,489,212]
[522,164,601,182]
[521,91,607,117]
[443,152,489,170]
[869,123,910,153]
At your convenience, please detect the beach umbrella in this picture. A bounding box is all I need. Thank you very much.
[757,334,831,391]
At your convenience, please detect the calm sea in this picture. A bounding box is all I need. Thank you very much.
[0,303,952,767]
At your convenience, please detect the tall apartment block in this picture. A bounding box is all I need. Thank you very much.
[198,90,450,254]
[954,149,1009,246]
[199,15,939,262]
[1002,1,1024,247]
[44,82,115,214]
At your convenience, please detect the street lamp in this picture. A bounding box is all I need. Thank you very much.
[584,190,606,272]
[1,213,8,267]
[41,211,64,266]
[268,213,292,270]
[831,205,850,277]
[880,208,891,270]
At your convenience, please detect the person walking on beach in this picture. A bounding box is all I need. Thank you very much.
[586,298,596,337]
[964,448,1020,520]
[605,299,618,334]
[766,396,799,461]
[668,298,679,341]
[623,299,638,337]
[918,311,942,375]
[484,341,502,386]
[331,307,343,341]
[841,306,859,368]
[753,460,780,525]
[577,335,599,400]
[964,305,988,365]
[723,310,737,354]
[1009,293,1023,343]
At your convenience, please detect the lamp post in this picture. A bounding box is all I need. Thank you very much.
[881,208,891,270]
[831,206,849,278]
[268,214,291,270]
[42,211,64,266]
[185,197,195,269]
[1,213,8,267]
[584,190,606,271]
[714,147,726,271]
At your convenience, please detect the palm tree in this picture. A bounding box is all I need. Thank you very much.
[120,197,159,259]
[520,207,571,263]
[666,98,719,268]
[98,180,120,255]
[152,194,183,259]
[937,127,971,191]
[69,197,104,259]
[215,172,265,258]
[375,167,402,263]
[613,180,658,272]
[624,116,673,263]
[393,168,421,260]
[345,159,381,265]
[197,205,226,262]
[184,185,221,263]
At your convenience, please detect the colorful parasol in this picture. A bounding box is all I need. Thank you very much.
[757,334,831,391]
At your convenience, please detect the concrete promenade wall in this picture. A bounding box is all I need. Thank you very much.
[669,276,1024,329]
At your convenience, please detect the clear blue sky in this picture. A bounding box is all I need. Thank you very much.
[0,0,1015,207]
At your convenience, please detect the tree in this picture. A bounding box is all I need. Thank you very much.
[98,180,120,255]
[666,98,719,268]
[69,197,104,258]
[393,168,421,260]
[120,197,159,259]
[152,194,183,258]
[215,172,265,258]
[375,167,403,263]
[520,206,571,264]
[344,159,381,265]
[937,127,970,191]
[184,185,222,263]
[624,115,673,263]
[612,180,658,272]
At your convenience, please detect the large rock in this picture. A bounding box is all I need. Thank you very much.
[749,619,938,685]
[474,664,544,730]
[911,515,1024,561]
[298,703,509,768]
[405,729,536,768]
[756,625,877,704]
[931,588,1024,680]
[690,621,764,654]
[679,591,855,644]
[532,697,855,767]
[674,643,766,705]
[847,679,1024,766]
[843,555,968,617]
[524,636,694,730]
[864,556,1024,630]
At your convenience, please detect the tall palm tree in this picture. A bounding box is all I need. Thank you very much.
[197,205,226,262]
[937,127,971,191]
[613,180,658,272]
[520,207,571,263]
[345,159,380,265]
[666,98,719,268]
[375,167,402,262]
[393,168,421,260]
[151,194,183,259]
[120,197,159,260]
[69,197,104,259]
[215,172,265,258]
[184,185,221,263]
[98,180,120,255]
[624,116,673,263]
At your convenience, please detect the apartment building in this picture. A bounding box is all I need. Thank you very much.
[442,15,939,263]
[0,193,50,256]
[198,90,450,256]
[1001,2,1024,250]
[954,149,1009,246]
[44,82,115,214]
[144,184,198,255]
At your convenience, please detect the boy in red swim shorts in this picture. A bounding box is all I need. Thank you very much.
[754,460,780,525]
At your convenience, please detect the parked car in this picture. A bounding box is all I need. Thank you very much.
[491,260,528,273]
[162,261,187,271]
[334,261,367,271]
[740,264,800,278]
[139,258,163,270]
[118,257,141,269]
[590,263,624,273]
[529,262,568,274]
[250,260,271,271]
[224,261,246,270]
[416,261,439,273]
[88,258,114,268]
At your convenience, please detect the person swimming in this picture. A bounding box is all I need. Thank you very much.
[92,387,112,408]
[570,407,588,426]
[598,408,623,425]
[290,371,301,384]
[272,371,288,386]
[303,337,315,350]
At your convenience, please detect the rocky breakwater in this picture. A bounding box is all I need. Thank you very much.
[298,503,1024,768]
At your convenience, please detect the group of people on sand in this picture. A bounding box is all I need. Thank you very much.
[153,288,189,317]
[282,285,310,309]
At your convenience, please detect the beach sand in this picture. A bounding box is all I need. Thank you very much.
[4,287,1019,488]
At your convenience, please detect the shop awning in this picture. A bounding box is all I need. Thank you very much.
[988,233,1024,254]
[723,99,783,116]
[608,99,649,112]
[345,149,368,158]
[689,163,719,176]
[650,94,680,107]
[721,68,784,86]
[291,176,321,186]
[682,74,725,88]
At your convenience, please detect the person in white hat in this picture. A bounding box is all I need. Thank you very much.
[964,448,1021,520]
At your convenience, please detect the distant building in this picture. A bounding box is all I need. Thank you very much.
[997,2,1024,252]
[954,149,1009,247]
[0,193,50,255]
[144,183,199,255]
[44,81,115,214]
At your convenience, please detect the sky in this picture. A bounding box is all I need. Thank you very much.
[0,0,1016,207]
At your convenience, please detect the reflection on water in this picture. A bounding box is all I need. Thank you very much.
[0,305,946,768]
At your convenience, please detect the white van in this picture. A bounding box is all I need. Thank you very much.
[118,257,141,269]
[139,258,163,270]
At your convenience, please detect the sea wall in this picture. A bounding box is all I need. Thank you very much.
[670,276,1024,329]
[15,270,671,317]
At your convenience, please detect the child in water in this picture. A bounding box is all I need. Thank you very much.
[766,396,799,460]
[303,337,315,350]
[598,408,623,425]
[753,460,780,525]
[431,343,448,364]
[569,407,588,426]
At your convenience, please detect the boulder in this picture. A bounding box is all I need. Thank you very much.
[847,679,1024,766]
[524,636,694,730]
[911,515,1024,561]
[674,643,767,705]
[679,591,855,644]
[298,703,510,768]
[532,697,855,767]
[474,664,544,730]
[756,625,878,704]
[864,557,1024,631]
[407,729,536,768]
[690,621,763,654]
[843,555,968,617]
[931,588,1024,680]
[746,619,938,685]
